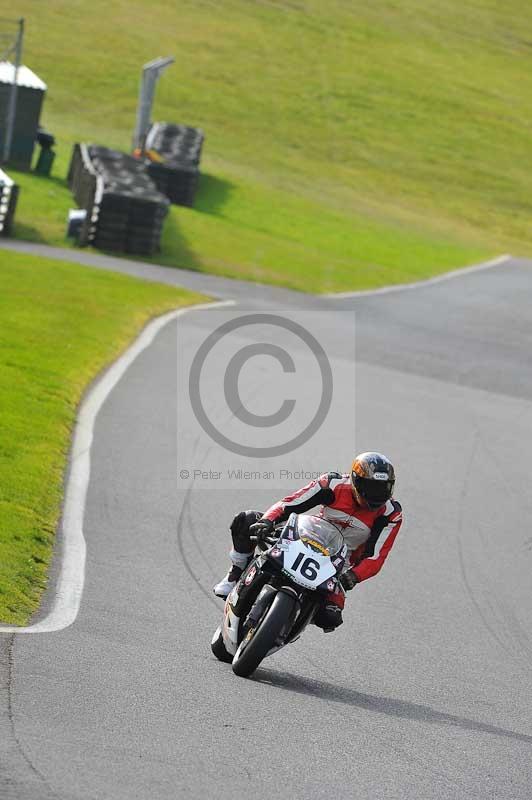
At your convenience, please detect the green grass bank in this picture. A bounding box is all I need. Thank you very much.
[0,250,206,624]
[10,1,532,291]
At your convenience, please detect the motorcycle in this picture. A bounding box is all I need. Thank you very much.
[211,513,348,678]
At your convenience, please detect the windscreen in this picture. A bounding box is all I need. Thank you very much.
[296,515,344,556]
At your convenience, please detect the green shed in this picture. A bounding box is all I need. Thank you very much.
[0,61,47,171]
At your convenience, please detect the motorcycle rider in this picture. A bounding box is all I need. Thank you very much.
[213,452,403,631]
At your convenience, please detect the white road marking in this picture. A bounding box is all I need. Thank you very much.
[324,254,512,299]
[0,300,235,634]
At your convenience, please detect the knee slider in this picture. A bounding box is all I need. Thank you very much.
[230,509,262,536]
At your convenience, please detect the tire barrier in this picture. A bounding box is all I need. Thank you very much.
[146,122,204,168]
[144,122,204,207]
[67,144,100,247]
[0,168,20,237]
[67,144,169,255]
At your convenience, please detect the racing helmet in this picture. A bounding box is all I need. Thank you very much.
[351,452,395,510]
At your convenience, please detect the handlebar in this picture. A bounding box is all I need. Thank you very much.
[250,533,278,551]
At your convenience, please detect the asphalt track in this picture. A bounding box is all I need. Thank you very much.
[1,242,532,799]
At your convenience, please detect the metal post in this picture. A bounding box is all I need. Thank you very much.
[133,70,156,153]
[2,17,24,164]
[132,56,174,154]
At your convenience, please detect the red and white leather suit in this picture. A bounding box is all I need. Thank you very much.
[262,471,403,608]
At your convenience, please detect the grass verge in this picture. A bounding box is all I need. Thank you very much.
[0,249,207,625]
[10,161,490,293]
[10,0,532,290]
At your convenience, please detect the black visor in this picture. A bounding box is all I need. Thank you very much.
[353,474,393,507]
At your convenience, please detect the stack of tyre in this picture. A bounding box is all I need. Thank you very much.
[0,168,19,237]
[67,144,169,255]
[144,122,204,207]
[67,144,99,245]
[88,146,169,255]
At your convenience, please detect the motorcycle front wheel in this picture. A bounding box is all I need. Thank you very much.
[232,591,296,678]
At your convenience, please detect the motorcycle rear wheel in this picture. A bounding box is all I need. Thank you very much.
[232,591,296,678]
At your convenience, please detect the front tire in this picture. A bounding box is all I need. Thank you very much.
[232,591,296,678]
[211,626,233,663]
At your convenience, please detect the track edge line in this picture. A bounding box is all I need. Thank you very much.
[323,254,513,299]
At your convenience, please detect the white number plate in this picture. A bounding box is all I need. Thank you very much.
[281,539,336,589]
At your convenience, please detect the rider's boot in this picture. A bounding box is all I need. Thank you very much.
[313,588,345,632]
[213,549,253,598]
[313,604,344,632]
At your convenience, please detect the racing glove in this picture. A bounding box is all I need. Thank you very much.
[249,518,275,539]
[340,569,359,591]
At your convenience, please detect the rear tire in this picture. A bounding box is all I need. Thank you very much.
[211,626,233,663]
[232,592,296,678]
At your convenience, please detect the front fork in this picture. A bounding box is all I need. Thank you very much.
[239,584,301,652]
[227,557,319,648]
